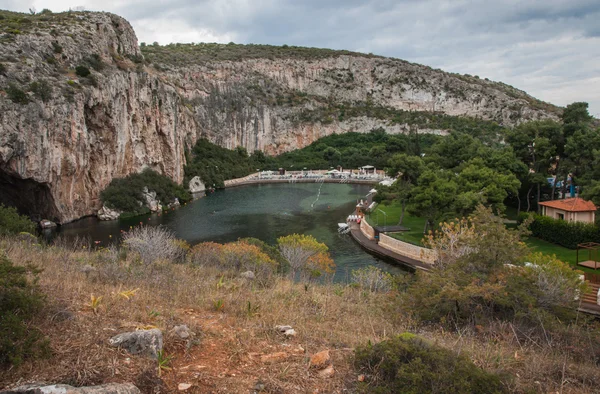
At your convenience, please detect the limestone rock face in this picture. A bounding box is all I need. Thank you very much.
[97,205,121,221]
[0,11,560,224]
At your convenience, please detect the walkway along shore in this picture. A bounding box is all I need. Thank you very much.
[223,171,385,188]
[348,220,435,272]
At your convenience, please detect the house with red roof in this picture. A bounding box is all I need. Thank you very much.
[538,197,597,224]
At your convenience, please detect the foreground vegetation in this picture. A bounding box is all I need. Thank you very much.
[1,205,599,393]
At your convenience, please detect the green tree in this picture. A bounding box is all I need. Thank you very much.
[0,205,36,236]
[506,120,561,210]
[406,206,584,329]
[408,166,458,233]
[385,153,424,224]
[0,255,49,367]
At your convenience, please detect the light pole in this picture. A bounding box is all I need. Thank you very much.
[377,209,387,229]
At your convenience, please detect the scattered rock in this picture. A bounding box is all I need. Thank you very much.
[260,352,289,364]
[39,219,57,229]
[275,325,296,337]
[177,383,192,391]
[317,364,335,379]
[189,176,205,194]
[97,205,121,221]
[171,324,191,340]
[109,329,163,359]
[357,374,365,382]
[51,309,75,322]
[1,383,141,394]
[240,271,255,280]
[253,382,266,392]
[309,350,331,369]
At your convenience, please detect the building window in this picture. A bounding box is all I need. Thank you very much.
[557,213,564,220]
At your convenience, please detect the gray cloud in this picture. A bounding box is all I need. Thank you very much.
[1,0,599,116]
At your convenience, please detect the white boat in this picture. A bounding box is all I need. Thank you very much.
[338,223,350,234]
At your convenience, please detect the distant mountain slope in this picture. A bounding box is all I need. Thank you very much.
[0,10,560,222]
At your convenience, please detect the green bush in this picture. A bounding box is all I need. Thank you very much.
[51,41,62,54]
[184,139,259,188]
[0,255,49,367]
[86,54,104,71]
[355,333,507,394]
[29,80,52,102]
[6,83,29,104]
[519,212,600,249]
[100,168,191,215]
[75,65,90,77]
[0,205,36,236]
[238,237,288,273]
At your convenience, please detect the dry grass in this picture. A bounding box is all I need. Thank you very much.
[1,236,600,393]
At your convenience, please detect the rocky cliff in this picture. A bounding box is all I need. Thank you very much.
[0,10,560,223]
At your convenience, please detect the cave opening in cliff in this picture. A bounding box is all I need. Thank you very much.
[0,168,60,224]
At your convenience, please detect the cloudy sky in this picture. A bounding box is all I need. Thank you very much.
[2,0,599,116]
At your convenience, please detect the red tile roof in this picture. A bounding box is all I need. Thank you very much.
[538,197,597,212]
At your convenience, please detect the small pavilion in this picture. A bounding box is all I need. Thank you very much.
[360,165,376,174]
[577,242,600,270]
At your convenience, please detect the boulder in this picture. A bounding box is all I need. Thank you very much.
[1,383,140,394]
[141,187,162,212]
[108,329,163,359]
[275,325,296,338]
[317,365,335,379]
[309,350,331,369]
[171,324,191,340]
[39,220,57,229]
[189,176,205,194]
[97,205,121,221]
[240,271,255,280]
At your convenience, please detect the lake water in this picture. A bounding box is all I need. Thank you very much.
[49,183,406,280]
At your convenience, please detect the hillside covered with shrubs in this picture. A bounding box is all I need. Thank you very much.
[1,204,599,392]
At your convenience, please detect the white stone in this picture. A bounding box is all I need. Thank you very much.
[189,176,205,193]
[97,205,121,221]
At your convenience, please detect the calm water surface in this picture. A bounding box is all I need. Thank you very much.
[50,183,406,280]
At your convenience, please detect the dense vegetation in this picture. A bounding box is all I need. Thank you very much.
[406,207,586,328]
[519,213,600,249]
[355,333,506,393]
[100,169,191,216]
[184,129,441,185]
[375,102,600,232]
[183,139,264,188]
[141,42,381,65]
[0,204,37,235]
[0,254,49,367]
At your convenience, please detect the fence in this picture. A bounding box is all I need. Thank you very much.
[360,219,375,240]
